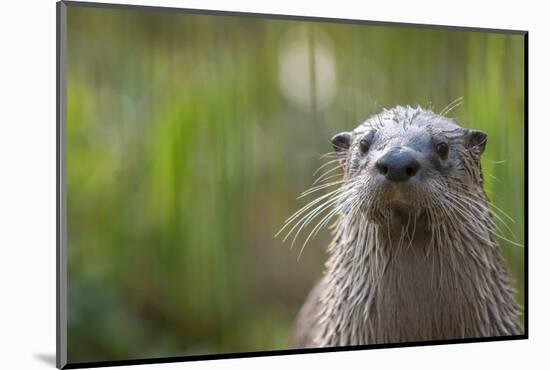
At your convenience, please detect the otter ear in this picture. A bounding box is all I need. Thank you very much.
[466,130,488,155]
[331,132,352,152]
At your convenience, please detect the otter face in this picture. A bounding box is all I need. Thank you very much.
[331,106,487,225]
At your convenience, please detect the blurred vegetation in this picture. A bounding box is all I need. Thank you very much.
[65,5,525,364]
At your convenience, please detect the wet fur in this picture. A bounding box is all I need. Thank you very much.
[287,106,522,347]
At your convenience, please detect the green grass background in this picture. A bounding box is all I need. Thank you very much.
[66,5,525,363]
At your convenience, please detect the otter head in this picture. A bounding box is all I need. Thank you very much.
[331,106,488,226]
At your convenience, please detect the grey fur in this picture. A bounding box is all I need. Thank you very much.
[287,106,522,348]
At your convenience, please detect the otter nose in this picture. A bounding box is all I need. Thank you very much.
[376,148,420,182]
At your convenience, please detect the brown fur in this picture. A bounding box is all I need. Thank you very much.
[286,106,522,348]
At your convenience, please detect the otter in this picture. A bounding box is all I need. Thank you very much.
[284,105,522,348]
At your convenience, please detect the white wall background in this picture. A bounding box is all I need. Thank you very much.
[0,0,547,369]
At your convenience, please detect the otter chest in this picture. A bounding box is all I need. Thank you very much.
[365,244,483,343]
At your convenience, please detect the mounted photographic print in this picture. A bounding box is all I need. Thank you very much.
[57,1,528,368]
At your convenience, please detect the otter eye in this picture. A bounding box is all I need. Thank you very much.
[436,142,449,158]
[359,139,370,154]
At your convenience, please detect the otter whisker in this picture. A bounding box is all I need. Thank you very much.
[444,179,516,223]
[297,200,351,260]
[277,188,342,231]
[298,179,347,199]
[312,158,342,177]
[440,193,520,249]
[312,172,345,186]
[318,151,343,159]
[488,202,516,224]
[438,96,464,118]
[284,194,347,245]
[490,233,525,248]
[284,181,362,247]
[444,189,518,240]
[484,159,509,165]
[451,195,513,237]
[312,166,344,186]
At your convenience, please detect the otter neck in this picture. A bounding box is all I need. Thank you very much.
[315,208,521,346]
